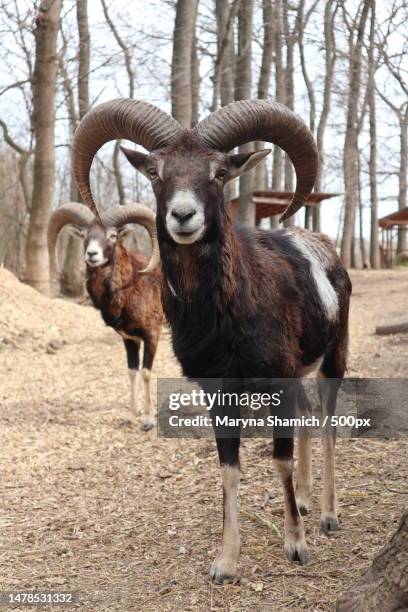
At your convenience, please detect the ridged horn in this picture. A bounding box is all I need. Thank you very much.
[193,99,318,222]
[101,203,160,274]
[71,98,183,217]
[47,203,95,279]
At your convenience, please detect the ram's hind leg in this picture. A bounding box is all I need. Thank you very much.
[296,383,313,516]
[140,332,159,432]
[318,342,347,534]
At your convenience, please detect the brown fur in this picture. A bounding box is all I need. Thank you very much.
[87,244,163,341]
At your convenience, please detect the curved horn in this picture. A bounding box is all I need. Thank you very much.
[193,99,318,222]
[47,203,95,279]
[101,203,160,274]
[72,98,183,217]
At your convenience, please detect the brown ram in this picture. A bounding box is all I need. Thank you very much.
[48,202,163,431]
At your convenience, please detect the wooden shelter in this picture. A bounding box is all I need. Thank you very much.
[378,207,408,267]
[230,190,339,224]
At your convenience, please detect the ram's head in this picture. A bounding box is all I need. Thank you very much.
[47,202,159,277]
[70,99,318,246]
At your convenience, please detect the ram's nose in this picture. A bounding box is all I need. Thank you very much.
[171,207,197,225]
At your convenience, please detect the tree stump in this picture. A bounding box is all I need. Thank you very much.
[336,509,408,611]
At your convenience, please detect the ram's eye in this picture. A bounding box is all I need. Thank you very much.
[216,168,228,180]
[107,232,117,242]
[147,167,158,179]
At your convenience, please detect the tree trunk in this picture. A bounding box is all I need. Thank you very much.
[236,0,254,225]
[101,0,135,205]
[214,0,225,110]
[357,150,366,267]
[314,0,337,232]
[191,28,200,126]
[60,0,90,297]
[340,0,371,268]
[255,0,274,195]
[336,508,408,611]
[258,0,274,102]
[213,0,237,110]
[77,0,90,119]
[283,0,295,227]
[297,0,317,230]
[171,0,198,127]
[397,107,408,255]
[368,1,380,268]
[214,0,238,203]
[271,0,285,228]
[26,0,61,292]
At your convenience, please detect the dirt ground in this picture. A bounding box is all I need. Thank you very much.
[0,267,407,611]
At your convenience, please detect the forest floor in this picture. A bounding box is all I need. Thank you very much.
[0,267,407,611]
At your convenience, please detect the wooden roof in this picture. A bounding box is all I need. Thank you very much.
[378,207,408,229]
[230,191,340,222]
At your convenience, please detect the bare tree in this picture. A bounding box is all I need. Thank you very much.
[398,105,408,255]
[340,0,372,268]
[283,0,295,202]
[367,0,380,268]
[353,149,367,267]
[258,0,274,102]
[101,0,135,206]
[377,43,408,257]
[296,0,318,229]
[314,0,338,232]
[59,0,91,296]
[191,28,200,126]
[255,0,274,194]
[269,0,286,227]
[171,0,199,127]
[0,118,32,212]
[25,0,62,292]
[77,0,90,119]
[235,0,254,225]
[213,0,239,111]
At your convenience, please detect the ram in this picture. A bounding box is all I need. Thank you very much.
[48,202,163,431]
[71,98,352,583]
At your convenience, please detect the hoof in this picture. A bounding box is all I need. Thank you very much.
[297,501,309,516]
[284,541,310,566]
[210,558,239,585]
[320,514,339,535]
[140,420,154,432]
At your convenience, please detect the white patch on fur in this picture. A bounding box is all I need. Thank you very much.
[85,239,106,267]
[166,189,205,244]
[288,233,339,321]
[141,368,155,430]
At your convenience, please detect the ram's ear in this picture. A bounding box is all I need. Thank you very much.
[67,225,87,239]
[121,146,148,177]
[227,148,271,181]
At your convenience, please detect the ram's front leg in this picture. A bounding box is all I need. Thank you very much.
[210,437,241,584]
[274,436,310,566]
[296,382,313,515]
[123,338,141,423]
